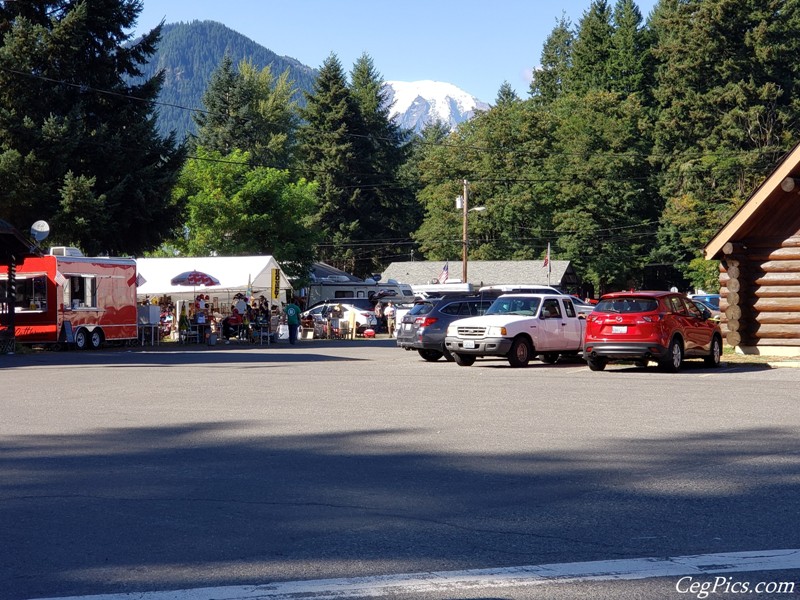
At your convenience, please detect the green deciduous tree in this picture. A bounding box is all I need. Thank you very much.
[172,147,318,277]
[0,0,186,255]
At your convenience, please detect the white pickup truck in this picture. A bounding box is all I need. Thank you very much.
[443,293,586,367]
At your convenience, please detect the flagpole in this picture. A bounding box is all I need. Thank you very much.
[461,179,469,284]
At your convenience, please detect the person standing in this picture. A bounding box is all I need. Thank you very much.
[385,301,396,337]
[283,298,301,345]
[374,302,383,333]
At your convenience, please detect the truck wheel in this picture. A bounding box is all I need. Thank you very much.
[659,338,683,372]
[453,353,476,367]
[587,356,607,371]
[507,337,532,367]
[418,349,443,362]
[89,329,103,349]
[540,352,559,364]
[74,328,89,350]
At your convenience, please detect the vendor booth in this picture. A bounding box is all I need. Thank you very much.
[136,255,291,303]
[135,256,292,344]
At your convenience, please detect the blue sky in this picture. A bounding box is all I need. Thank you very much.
[134,0,659,103]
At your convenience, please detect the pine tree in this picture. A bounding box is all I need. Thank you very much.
[298,53,362,273]
[0,0,186,255]
[194,56,298,168]
[348,53,415,273]
[608,0,648,96]
[650,0,800,288]
[568,0,615,95]
[529,15,574,104]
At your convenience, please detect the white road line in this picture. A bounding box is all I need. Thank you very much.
[31,548,800,600]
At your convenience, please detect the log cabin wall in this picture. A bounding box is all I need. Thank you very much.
[719,235,800,348]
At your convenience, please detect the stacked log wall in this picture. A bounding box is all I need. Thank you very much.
[720,238,800,347]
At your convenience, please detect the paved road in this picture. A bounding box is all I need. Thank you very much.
[2,341,799,599]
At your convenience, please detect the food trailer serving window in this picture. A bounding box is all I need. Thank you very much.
[64,274,97,309]
[0,273,48,311]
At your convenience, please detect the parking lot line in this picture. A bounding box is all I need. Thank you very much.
[32,548,800,600]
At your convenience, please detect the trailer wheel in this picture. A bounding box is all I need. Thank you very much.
[74,328,89,350]
[89,329,104,349]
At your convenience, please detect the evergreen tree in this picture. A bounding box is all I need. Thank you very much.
[193,55,256,155]
[608,0,648,96]
[567,0,615,95]
[650,0,800,289]
[298,54,363,273]
[239,60,298,169]
[0,0,186,255]
[349,53,415,272]
[529,15,574,104]
[548,90,656,291]
[194,56,298,168]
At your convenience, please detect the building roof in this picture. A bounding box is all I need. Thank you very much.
[705,140,800,260]
[381,260,575,287]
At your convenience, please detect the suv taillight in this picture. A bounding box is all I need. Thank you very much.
[417,317,437,327]
[642,314,665,322]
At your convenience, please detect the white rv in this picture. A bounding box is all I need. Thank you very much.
[305,278,414,307]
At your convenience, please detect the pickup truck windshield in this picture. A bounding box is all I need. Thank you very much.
[485,296,541,316]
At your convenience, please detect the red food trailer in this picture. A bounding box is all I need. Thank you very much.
[0,249,138,349]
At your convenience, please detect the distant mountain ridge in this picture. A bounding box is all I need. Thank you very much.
[140,20,488,139]
[138,20,318,138]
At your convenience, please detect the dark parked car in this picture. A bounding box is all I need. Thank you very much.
[397,295,495,361]
[582,290,723,372]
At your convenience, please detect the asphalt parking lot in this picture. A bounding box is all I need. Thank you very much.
[2,339,799,600]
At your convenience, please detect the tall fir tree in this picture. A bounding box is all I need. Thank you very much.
[608,0,648,96]
[529,15,574,104]
[194,56,298,169]
[567,0,615,95]
[298,53,363,274]
[348,53,416,272]
[650,0,800,289]
[0,0,186,255]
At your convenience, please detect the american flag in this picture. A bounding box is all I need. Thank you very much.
[543,243,550,270]
[438,261,449,284]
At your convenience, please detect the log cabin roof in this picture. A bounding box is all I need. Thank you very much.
[705,140,800,260]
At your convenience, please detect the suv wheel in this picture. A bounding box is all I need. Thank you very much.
[587,356,607,371]
[507,337,532,368]
[659,338,683,372]
[453,352,476,367]
[704,335,722,368]
[418,349,443,362]
[442,345,455,362]
[540,352,559,364]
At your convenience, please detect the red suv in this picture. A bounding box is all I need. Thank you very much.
[582,291,723,372]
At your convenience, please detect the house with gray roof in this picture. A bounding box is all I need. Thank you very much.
[381,260,579,291]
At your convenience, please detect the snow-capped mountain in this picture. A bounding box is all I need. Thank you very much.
[383,80,490,133]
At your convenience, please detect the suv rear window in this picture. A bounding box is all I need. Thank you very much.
[407,302,435,316]
[595,297,659,313]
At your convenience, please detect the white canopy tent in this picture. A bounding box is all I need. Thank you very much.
[135,255,292,307]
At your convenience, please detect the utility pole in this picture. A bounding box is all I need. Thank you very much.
[461,179,469,284]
